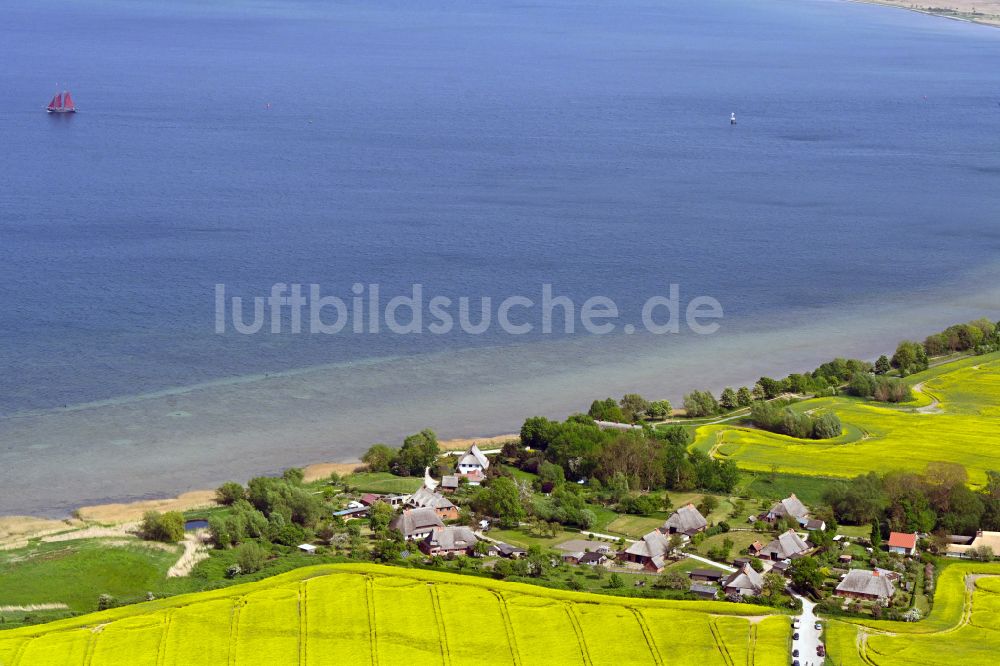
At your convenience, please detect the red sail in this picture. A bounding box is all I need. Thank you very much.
[51,92,63,109]
[62,91,75,110]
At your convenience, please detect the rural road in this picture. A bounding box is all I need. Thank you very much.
[791,592,823,665]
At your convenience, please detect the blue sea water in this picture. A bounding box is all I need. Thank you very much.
[1,0,999,514]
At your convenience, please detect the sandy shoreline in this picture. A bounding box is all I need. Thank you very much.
[850,0,1000,27]
[0,433,517,546]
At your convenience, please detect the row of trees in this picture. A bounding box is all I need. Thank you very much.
[823,462,1000,539]
[587,394,672,423]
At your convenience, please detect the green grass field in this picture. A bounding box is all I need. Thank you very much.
[0,564,789,665]
[0,540,179,614]
[343,472,424,494]
[825,562,1000,665]
[695,354,1000,484]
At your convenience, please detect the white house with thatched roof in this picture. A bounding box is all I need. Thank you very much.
[455,444,490,484]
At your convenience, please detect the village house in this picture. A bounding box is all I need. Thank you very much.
[836,569,895,602]
[723,563,764,598]
[332,506,369,520]
[579,552,608,566]
[946,530,1000,558]
[440,475,459,493]
[562,551,585,565]
[390,508,444,541]
[420,525,478,557]
[688,569,725,584]
[887,532,918,556]
[663,504,708,536]
[747,540,765,557]
[758,529,811,561]
[455,444,490,484]
[765,494,812,526]
[621,530,673,572]
[495,542,527,559]
[406,486,460,521]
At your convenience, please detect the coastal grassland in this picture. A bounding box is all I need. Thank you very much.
[696,354,1000,484]
[0,564,786,665]
[825,562,1000,665]
[0,539,179,614]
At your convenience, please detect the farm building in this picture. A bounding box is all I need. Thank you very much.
[688,569,725,583]
[836,569,895,602]
[390,508,444,541]
[663,504,708,536]
[758,529,811,561]
[420,526,478,556]
[723,563,764,598]
[455,444,490,483]
[946,530,1000,558]
[689,583,718,600]
[621,530,672,572]
[887,532,918,556]
[440,475,459,493]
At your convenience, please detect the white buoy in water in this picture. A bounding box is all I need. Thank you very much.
[730,112,737,125]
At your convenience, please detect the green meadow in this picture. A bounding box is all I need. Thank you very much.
[0,564,790,666]
[694,354,1000,484]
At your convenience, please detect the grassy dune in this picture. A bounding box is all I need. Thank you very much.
[0,564,788,665]
[695,354,1000,484]
[826,562,1000,665]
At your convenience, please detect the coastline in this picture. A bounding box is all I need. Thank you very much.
[3,275,999,521]
[0,434,517,547]
[846,0,1000,27]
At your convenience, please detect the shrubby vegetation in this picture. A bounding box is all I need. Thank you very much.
[749,400,842,439]
[138,511,185,542]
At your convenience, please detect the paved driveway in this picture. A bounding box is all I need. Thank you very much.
[791,593,823,666]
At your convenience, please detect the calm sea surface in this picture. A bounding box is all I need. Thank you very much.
[1,0,999,514]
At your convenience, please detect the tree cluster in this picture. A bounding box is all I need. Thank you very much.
[749,400,842,439]
[823,462,1000,539]
[361,429,441,476]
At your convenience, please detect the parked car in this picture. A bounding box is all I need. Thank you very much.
[792,632,799,640]
[817,645,826,657]
[792,649,799,657]
[792,660,800,666]
[815,621,822,631]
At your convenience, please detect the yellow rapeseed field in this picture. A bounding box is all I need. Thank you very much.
[0,564,789,665]
[826,562,1000,665]
[695,354,1000,484]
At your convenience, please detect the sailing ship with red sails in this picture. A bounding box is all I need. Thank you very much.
[46,91,77,114]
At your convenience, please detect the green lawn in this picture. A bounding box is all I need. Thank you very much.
[697,354,1000,485]
[739,471,841,506]
[343,472,424,494]
[0,540,179,614]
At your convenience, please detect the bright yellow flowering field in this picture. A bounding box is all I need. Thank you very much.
[0,564,787,666]
[695,354,1000,484]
